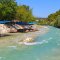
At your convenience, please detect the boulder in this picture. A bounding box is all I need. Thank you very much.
[0,24,10,34]
[10,27,17,33]
[23,37,34,43]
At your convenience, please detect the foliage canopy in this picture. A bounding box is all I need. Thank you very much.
[0,0,35,22]
[0,0,17,20]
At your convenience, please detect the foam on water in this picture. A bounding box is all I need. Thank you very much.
[7,46,17,49]
[18,40,48,45]
[0,57,5,60]
[48,37,53,40]
[0,57,2,59]
[57,43,60,46]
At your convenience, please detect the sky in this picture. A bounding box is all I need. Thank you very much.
[16,0,60,18]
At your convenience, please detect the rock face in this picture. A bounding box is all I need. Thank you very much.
[0,24,10,34]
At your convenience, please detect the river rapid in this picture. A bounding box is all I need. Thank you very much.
[0,26,60,60]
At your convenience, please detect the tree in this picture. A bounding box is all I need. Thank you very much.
[47,10,60,27]
[0,0,17,20]
[16,5,35,22]
[56,15,60,27]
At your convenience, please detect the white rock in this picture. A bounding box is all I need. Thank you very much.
[23,37,33,43]
[0,24,10,34]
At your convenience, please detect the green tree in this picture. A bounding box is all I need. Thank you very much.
[56,15,60,27]
[47,10,60,27]
[0,0,17,20]
[16,5,35,22]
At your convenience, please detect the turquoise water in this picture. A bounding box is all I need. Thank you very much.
[0,26,60,60]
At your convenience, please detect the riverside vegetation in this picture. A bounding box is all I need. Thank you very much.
[37,10,60,28]
[0,0,60,28]
[0,0,35,22]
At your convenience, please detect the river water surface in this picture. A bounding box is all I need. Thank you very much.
[0,26,60,60]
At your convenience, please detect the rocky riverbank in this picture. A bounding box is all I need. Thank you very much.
[0,25,49,47]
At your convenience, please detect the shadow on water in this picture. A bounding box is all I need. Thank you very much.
[0,34,11,37]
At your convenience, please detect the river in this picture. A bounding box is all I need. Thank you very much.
[0,26,60,60]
